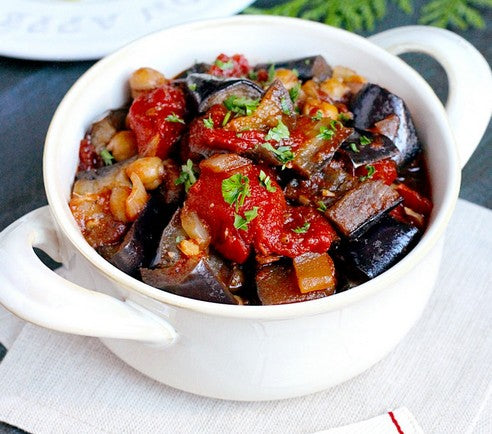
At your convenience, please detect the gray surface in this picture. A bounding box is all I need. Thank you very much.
[0,1,490,433]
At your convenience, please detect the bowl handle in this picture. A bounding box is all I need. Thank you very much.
[0,206,177,346]
[369,25,492,169]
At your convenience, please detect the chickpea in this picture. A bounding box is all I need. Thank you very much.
[125,157,165,190]
[107,130,138,162]
[110,186,131,222]
[125,173,149,221]
[320,77,350,102]
[302,97,339,120]
[274,68,301,91]
[129,67,167,99]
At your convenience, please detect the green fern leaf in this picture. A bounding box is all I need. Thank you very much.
[419,0,488,29]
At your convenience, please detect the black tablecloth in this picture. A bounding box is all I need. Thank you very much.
[0,1,490,433]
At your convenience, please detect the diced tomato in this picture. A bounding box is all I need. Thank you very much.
[184,156,337,263]
[78,137,102,171]
[187,105,266,156]
[396,183,432,215]
[127,84,186,159]
[208,53,251,78]
[355,159,397,185]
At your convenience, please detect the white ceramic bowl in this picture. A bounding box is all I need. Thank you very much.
[0,16,490,401]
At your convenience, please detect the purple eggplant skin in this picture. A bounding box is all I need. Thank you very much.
[141,210,239,304]
[340,130,400,168]
[334,216,421,279]
[101,193,177,276]
[184,73,263,113]
[89,109,128,154]
[174,62,211,79]
[255,55,332,82]
[350,83,421,166]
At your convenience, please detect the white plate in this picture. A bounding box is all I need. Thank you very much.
[0,0,255,61]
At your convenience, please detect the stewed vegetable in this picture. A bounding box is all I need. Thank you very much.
[70,54,432,305]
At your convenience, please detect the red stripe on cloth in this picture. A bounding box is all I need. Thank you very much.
[388,411,405,434]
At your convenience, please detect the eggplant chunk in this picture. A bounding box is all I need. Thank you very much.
[174,62,211,79]
[89,109,127,153]
[255,55,332,82]
[141,210,238,304]
[256,262,331,305]
[291,120,353,177]
[325,180,402,237]
[102,193,173,275]
[285,159,359,209]
[350,83,421,166]
[340,130,399,168]
[335,216,420,279]
[185,73,263,113]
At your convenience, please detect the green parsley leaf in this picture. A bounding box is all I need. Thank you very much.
[317,125,335,140]
[222,173,251,211]
[165,113,185,124]
[292,222,310,234]
[265,119,290,142]
[233,206,259,231]
[359,165,376,182]
[100,148,114,166]
[175,235,185,244]
[259,170,277,193]
[188,83,197,91]
[311,110,323,121]
[267,64,276,83]
[350,142,360,153]
[289,83,301,103]
[222,111,232,126]
[203,116,214,129]
[338,113,351,122]
[175,159,197,192]
[223,95,260,116]
[360,135,372,146]
[261,143,295,169]
[317,201,327,212]
[280,97,292,115]
[248,70,258,81]
[304,59,311,65]
[292,68,299,77]
[215,59,234,70]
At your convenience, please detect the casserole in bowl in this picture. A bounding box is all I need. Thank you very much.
[0,16,490,400]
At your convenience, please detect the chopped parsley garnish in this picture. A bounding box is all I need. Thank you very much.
[261,143,295,169]
[350,142,360,153]
[317,201,327,212]
[267,64,276,83]
[203,116,214,129]
[175,159,197,192]
[292,68,299,77]
[222,173,251,211]
[259,170,277,192]
[280,97,292,115]
[248,70,258,81]
[188,83,197,91]
[234,206,258,231]
[317,124,336,140]
[311,110,323,121]
[175,235,185,244]
[100,148,114,166]
[292,222,310,234]
[338,113,351,122]
[222,111,232,126]
[223,95,260,116]
[359,165,376,182]
[360,135,372,146]
[265,119,290,142]
[165,113,185,124]
[289,83,301,103]
[215,59,234,70]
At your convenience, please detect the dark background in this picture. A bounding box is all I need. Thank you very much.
[0,0,490,432]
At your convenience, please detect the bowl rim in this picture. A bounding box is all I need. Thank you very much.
[44,15,461,320]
